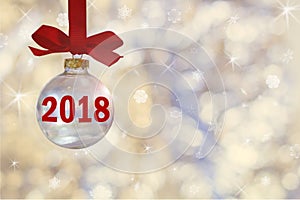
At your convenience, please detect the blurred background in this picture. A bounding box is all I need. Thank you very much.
[1,0,300,198]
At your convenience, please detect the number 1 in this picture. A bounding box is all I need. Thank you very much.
[78,96,92,122]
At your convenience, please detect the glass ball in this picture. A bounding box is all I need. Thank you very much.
[36,59,113,149]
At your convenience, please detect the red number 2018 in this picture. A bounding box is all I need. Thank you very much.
[41,96,110,123]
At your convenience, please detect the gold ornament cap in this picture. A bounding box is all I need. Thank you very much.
[64,58,89,69]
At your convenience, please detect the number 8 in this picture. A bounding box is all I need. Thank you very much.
[94,97,110,122]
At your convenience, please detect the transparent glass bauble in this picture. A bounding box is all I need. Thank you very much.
[36,59,113,149]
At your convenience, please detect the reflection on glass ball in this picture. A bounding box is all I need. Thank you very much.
[36,59,113,149]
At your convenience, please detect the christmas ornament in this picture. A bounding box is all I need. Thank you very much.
[36,59,114,148]
[30,0,123,149]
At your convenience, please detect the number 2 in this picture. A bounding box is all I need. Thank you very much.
[42,97,57,122]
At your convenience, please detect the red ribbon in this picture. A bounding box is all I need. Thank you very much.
[29,0,123,66]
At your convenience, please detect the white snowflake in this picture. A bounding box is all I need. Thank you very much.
[243,138,253,145]
[289,144,300,159]
[192,71,203,82]
[190,47,199,54]
[260,176,271,186]
[18,28,31,40]
[133,90,148,104]
[281,49,294,64]
[74,149,89,157]
[227,14,240,25]
[261,133,272,143]
[207,121,222,136]
[167,9,182,24]
[118,5,132,20]
[56,13,69,27]
[27,58,35,67]
[187,105,197,115]
[130,176,136,182]
[121,132,127,139]
[194,151,203,159]
[0,33,8,48]
[90,184,113,199]
[82,149,89,155]
[188,184,201,195]
[208,122,217,132]
[133,182,140,191]
[170,110,182,119]
[241,103,248,108]
[141,22,149,28]
[266,75,280,89]
[49,176,61,190]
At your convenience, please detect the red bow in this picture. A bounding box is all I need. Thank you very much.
[29,0,123,66]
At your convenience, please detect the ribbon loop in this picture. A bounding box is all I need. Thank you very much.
[29,0,123,66]
[32,25,70,51]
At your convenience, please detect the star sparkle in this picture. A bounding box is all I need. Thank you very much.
[18,7,33,23]
[240,88,248,96]
[2,81,35,117]
[234,184,248,197]
[9,159,19,171]
[159,59,176,77]
[143,144,153,153]
[225,52,241,71]
[275,0,300,28]
[88,0,98,10]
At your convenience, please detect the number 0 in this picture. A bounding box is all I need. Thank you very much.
[60,95,75,123]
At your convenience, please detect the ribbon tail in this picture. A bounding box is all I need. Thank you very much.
[87,32,124,66]
[88,31,124,49]
[29,46,55,56]
[89,50,123,66]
